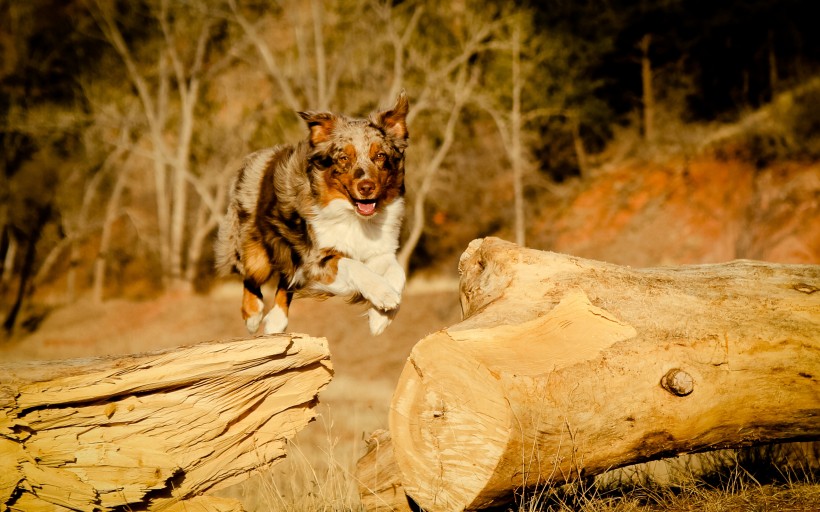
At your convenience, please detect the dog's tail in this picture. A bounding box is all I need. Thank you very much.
[214,176,243,277]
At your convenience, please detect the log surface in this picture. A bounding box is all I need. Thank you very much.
[1,333,333,511]
[388,237,820,511]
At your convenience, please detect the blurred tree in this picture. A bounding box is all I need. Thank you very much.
[0,0,101,333]
[87,0,244,291]
[392,1,501,271]
[230,0,380,119]
[475,7,576,245]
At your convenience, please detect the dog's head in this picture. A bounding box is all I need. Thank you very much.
[299,92,409,218]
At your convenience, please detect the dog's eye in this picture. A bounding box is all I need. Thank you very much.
[338,155,350,164]
[374,152,387,163]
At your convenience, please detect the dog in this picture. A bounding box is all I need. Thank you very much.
[215,92,408,336]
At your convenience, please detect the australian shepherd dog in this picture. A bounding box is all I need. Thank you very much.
[215,92,408,336]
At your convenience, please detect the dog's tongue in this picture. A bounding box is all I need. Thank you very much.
[356,201,377,216]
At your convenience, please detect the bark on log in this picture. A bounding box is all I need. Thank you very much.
[387,237,820,511]
[0,333,333,511]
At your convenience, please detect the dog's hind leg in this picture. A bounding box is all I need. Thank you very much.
[242,279,265,333]
[241,238,273,333]
[263,277,293,334]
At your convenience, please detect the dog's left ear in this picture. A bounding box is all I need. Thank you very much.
[298,111,336,146]
[375,90,409,140]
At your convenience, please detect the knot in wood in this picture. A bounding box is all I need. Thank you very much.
[661,368,694,396]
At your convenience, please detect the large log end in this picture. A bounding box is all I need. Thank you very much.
[385,238,820,511]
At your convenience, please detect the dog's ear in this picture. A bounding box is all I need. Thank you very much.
[375,90,409,140]
[298,111,336,146]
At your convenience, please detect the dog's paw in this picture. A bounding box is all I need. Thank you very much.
[243,295,264,334]
[245,311,263,334]
[368,306,398,336]
[263,305,289,334]
[337,258,401,310]
[361,278,401,311]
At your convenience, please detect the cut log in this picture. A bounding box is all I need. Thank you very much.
[386,237,820,511]
[0,333,333,511]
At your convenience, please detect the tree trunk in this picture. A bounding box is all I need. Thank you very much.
[570,114,589,178]
[1,333,333,511]
[1,230,16,288]
[510,19,525,247]
[397,65,476,272]
[381,237,820,511]
[92,165,129,303]
[768,29,778,95]
[640,33,655,143]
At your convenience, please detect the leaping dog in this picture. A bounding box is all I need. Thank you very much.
[215,92,409,336]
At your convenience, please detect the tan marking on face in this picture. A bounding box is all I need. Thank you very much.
[343,144,357,162]
[321,144,358,206]
[370,142,386,165]
[320,172,349,206]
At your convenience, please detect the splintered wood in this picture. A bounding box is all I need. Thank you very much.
[0,333,333,511]
[363,237,820,512]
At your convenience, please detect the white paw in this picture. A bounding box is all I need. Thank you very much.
[368,306,397,336]
[361,277,401,311]
[263,305,289,334]
[244,295,265,334]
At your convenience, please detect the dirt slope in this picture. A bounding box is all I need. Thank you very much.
[542,158,819,266]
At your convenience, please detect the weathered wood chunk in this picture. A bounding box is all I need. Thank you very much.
[1,333,333,511]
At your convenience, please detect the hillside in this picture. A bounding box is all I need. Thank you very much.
[544,158,819,266]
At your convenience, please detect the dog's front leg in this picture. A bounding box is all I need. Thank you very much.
[364,254,406,335]
[365,253,406,296]
[311,252,401,311]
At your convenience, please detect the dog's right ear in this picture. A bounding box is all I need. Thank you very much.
[375,90,409,141]
[297,111,336,146]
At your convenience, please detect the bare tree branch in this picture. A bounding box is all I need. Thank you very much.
[398,63,480,271]
[229,0,302,112]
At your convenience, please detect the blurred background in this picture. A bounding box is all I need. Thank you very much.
[1,0,818,338]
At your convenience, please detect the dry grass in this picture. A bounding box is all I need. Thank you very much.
[505,443,820,512]
[216,377,387,511]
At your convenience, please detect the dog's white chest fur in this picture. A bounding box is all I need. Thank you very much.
[310,198,404,262]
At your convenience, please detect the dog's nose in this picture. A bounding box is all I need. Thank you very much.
[357,179,376,197]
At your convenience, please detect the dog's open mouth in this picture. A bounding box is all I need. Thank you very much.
[354,199,378,216]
